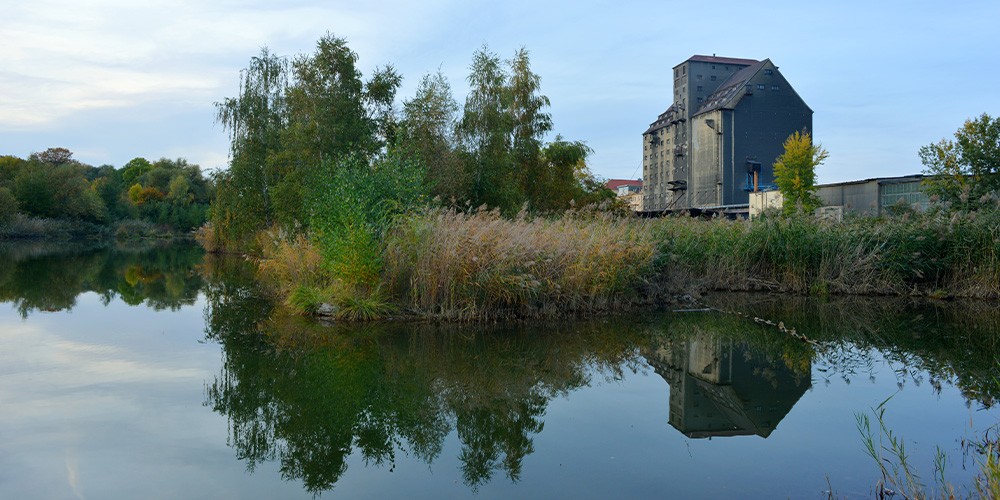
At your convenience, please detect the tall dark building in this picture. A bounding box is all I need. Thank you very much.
[642,55,812,213]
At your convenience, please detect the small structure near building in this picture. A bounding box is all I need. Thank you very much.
[748,190,783,218]
[816,174,929,216]
[605,178,643,212]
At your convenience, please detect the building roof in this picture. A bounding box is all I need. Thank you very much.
[605,179,643,191]
[680,55,760,67]
[693,60,768,116]
[817,174,925,188]
[643,104,676,134]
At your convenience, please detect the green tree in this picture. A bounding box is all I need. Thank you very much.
[29,147,75,166]
[0,155,27,189]
[920,113,1000,209]
[0,186,18,225]
[122,157,153,185]
[539,136,592,210]
[773,131,828,215]
[13,163,105,222]
[213,48,290,247]
[398,71,467,201]
[508,48,552,210]
[459,47,519,213]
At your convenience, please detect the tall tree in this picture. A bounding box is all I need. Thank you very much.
[507,48,552,210]
[773,131,828,215]
[921,113,1000,209]
[214,48,289,246]
[459,47,519,213]
[399,71,466,200]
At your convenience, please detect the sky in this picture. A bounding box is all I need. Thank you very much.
[2,0,998,184]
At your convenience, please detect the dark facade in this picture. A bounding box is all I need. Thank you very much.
[642,55,813,213]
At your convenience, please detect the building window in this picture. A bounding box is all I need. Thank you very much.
[710,75,717,81]
[771,85,780,91]
[764,69,773,76]
[756,84,765,90]
[697,97,703,103]
[697,74,703,80]
[697,85,703,92]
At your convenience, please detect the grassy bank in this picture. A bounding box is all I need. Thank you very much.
[244,207,1000,321]
[0,214,196,242]
[655,210,1000,298]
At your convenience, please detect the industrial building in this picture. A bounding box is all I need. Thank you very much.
[816,174,930,217]
[642,55,813,215]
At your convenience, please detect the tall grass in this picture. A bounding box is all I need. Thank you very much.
[383,207,660,320]
[653,210,1000,298]
[247,206,1000,321]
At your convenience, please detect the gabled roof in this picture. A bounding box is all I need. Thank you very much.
[693,59,813,117]
[606,179,643,191]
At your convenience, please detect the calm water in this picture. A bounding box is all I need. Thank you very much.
[1,241,998,499]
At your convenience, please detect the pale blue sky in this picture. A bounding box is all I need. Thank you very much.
[2,0,998,183]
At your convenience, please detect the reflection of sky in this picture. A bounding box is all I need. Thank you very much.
[0,293,302,499]
[2,291,998,498]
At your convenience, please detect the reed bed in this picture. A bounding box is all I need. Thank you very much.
[249,206,1000,321]
[383,208,660,320]
[653,210,1000,298]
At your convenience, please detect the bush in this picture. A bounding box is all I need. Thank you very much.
[0,187,17,225]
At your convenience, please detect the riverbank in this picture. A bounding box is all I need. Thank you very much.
[0,214,196,242]
[239,207,1000,322]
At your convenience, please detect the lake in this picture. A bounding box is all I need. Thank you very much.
[1,240,997,498]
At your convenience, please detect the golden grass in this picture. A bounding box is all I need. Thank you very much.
[383,208,659,320]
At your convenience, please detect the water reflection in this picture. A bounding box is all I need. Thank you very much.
[704,293,1000,408]
[200,263,824,494]
[646,325,810,438]
[0,240,204,315]
[203,291,650,493]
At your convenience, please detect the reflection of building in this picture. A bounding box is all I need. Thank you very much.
[646,333,809,438]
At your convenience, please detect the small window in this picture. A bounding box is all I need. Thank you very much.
[697,97,703,103]
[711,65,716,69]
[697,74,703,80]
[710,75,717,81]
[771,85,780,91]
[756,84,765,90]
[697,85,703,92]
[764,69,773,76]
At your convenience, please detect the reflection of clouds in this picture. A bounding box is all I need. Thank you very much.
[66,449,85,500]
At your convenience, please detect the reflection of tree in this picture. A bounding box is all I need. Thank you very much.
[705,293,1000,408]
[0,240,205,316]
[202,269,649,495]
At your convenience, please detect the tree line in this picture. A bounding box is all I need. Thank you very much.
[0,147,213,236]
[208,34,613,251]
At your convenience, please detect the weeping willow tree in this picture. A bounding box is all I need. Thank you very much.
[213,49,289,249]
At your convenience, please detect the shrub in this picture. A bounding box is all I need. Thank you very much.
[0,187,17,225]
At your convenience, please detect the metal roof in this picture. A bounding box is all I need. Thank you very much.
[693,60,768,116]
[681,55,760,67]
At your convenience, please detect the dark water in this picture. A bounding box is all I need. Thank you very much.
[1,241,998,499]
